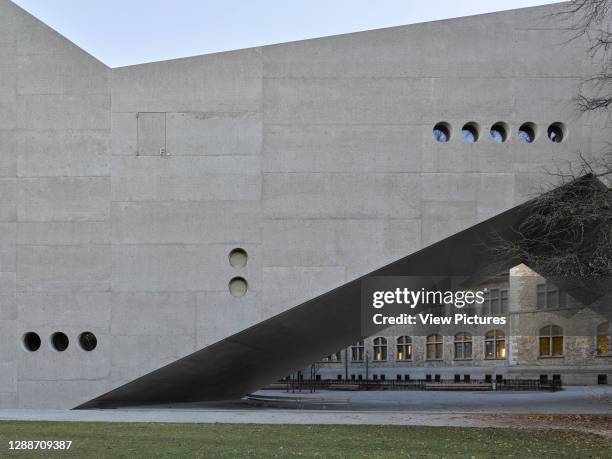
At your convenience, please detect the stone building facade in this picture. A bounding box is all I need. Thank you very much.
[315,265,612,385]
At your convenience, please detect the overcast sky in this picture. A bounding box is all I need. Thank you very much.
[12,0,560,67]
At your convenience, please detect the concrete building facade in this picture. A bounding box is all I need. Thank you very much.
[0,0,610,408]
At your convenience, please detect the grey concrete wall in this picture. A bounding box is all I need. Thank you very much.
[0,0,609,408]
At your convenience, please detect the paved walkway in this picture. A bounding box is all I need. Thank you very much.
[0,387,610,436]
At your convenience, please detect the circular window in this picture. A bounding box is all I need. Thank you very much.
[229,248,248,269]
[23,332,41,352]
[432,122,451,143]
[79,331,97,351]
[518,122,537,144]
[490,122,508,143]
[50,332,69,352]
[461,122,479,143]
[229,277,248,297]
[547,122,566,143]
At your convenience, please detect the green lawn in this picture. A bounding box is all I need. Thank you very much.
[0,422,610,458]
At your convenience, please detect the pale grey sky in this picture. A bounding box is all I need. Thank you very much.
[12,0,560,67]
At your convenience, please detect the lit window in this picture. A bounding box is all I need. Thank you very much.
[454,332,473,359]
[351,340,364,362]
[396,336,412,361]
[433,122,451,143]
[490,122,508,143]
[426,334,443,360]
[597,322,611,355]
[539,325,564,357]
[485,329,506,359]
[373,337,387,361]
[518,122,537,143]
[462,122,479,143]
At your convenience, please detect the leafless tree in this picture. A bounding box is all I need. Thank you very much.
[489,1,612,281]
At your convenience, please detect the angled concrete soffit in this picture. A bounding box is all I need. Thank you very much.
[77,175,612,409]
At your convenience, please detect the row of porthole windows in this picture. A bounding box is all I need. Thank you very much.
[228,248,248,297]
[22,331,97,352]
[433,121,566,144]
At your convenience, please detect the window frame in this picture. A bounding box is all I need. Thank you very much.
[454,332,473,360]
[596,322,611,356]
[484,329,506,360]
[373,337,388,362]
[539,324,564,357]
[426,334,443,361]
[396,335,412,361]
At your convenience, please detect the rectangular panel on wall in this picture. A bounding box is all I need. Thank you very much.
[137,112,165,156]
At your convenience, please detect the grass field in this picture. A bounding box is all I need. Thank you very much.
[0,422,610,458]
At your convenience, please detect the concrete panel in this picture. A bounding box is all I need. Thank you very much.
[17,245,111,292]
[137,112,165,156]
[263,219,421,271]
[0,43,16,93]
[420,173,480,202]
[0,362,16,392]
[166,111,261,156]
[111,49,262,113]
[18,380,110,409]
[263,77,431,125]
[263,124,422,173]
[0,130,17,177]
[110,292,196,336]
[420,201,477,246]
[0,319,17,362]
[196,291,264,347]
[513,78,583,121]
[0,1,18,44]
[0,92,16,130]
[17,130,109,177]
[263,173,421,219]
[262,266,346,316]
[431,78,513,120]
[112,201,261,244]
[17,53,108,95]
[112,244,261,292]
[18,177,110,222]
[0,178,16,221]
[109,334,196,385]
[17,222,110,245]
[0,222,16,272]
[112,175,260,202]
[111,155,261,178]
[477,173,516,221]
[17,94,110,131]
[17,292,111,329]
[111,112,137,156]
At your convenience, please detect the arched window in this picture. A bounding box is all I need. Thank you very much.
[597,322,611,355]
[539,325,564,356]
[351,340,364,362]
[454,332,473,359]
[373,337,387,361]
[485,329,506,359]
[426,334,443,360]
[323,351,342,362]
[396,336,412,361]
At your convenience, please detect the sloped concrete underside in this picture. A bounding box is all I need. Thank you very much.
[76,176,611,409]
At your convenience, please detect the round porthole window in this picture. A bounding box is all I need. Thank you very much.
[229,248,248,269]
[490,122,508,143]
[432,122,451,143]
[50,332,69,352]
[23,332,41,352]
[547,122,566,143]
[462,122,479,143]
[79,331,97,351]
[229,277,248,297]
[518,122,537,144]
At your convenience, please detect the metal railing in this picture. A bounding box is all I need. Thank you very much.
[272,377,562,392]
